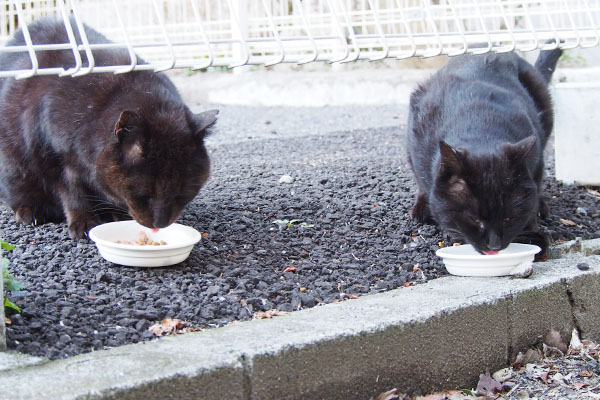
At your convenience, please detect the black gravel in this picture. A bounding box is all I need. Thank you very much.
[3,105,599,360]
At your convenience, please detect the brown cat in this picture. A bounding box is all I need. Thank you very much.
[0,18,217,239]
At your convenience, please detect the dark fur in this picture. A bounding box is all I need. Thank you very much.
[407,49,562,257]
[0,18,217,239]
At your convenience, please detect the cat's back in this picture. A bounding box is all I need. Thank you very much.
[0,18,183,157]
[414,53,524,108]
[408,52,540,139]
[0,17,132,71]
[0,17,181,119]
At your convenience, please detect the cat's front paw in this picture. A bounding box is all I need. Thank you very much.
[515,230,549,262]
[66,210,100,240]
[15,207,34,225]
[539,197,549,218]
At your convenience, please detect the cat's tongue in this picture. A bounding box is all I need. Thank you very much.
[484,250,499,255]
[151,228,160,233]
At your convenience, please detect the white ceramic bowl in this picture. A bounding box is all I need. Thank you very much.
[89,220,201,267]
[436,243,541,277]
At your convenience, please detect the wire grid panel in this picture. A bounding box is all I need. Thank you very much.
[0,0,599,77]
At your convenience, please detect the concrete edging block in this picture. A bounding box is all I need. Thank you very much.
[508,281,574,359]
[1,271,5,352]
[566,272,600,343]
[0,333,246,400]
[1,252,599,399]
[249,301,510,400]
[101,367,247,400]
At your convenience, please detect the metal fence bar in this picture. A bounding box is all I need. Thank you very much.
[0,0,597,77]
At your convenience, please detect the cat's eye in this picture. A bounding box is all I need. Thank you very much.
[467,216,485,232]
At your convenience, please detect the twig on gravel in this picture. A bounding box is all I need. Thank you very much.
[505,383,520,397]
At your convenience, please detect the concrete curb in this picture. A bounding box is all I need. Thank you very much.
[1,239,599,399]
[0,269,5,351]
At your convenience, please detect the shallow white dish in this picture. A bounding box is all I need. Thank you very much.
[89,220,201,267]
[436,243,541,277]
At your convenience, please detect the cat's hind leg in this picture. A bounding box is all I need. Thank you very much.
[12,203,64,225]
[15,207,33,225]
[3,178,63,225]
[410,192,433,223]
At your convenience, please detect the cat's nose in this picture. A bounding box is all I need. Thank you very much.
[487,231,502,251]
[152,212,172,229]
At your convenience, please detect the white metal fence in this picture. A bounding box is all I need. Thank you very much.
[0,0,599,77]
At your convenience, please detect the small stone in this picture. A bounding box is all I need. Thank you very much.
[492,367,513,383]
[59,334,71,344]
[29,322,43,330]
[576,207,588,216]
[60,307,74,319]
[577,262,590,271]
[279,175,294,184]
[10,314,23,325]
[276,302,293,312]
[206,285,221,297]
[515,389,530,400]
[96,272,110,283]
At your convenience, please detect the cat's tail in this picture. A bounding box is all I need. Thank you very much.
[534,44,563,83]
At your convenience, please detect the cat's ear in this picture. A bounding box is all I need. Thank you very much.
[114,111,145,164]
[193,109,219,136]
[114,110,142,144]
[437,141,470,198]
[502,135,537,163]
[438,141,465,175]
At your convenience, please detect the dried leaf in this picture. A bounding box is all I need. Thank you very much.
[544,329,568,354]
[253,309,287,319]
[587,189,600,198]
[513,348,543,369]
[149,318,185,337]
[283,266,296,273]
[579,370,594,377]
[525,363,549,381]
[371,388,400,400]
[448,391,479,400]
[4,317,10,325]
[476,372,503,396]
[560,218,577,227]
[415,393,444,400]
[570,328,583,350]
[573,382,590,389]
[539,370,551,383]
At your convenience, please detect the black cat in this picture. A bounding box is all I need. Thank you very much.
[407,48,562,256]
[0,18,217,239]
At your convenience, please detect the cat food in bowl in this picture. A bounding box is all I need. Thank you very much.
[436,243,541,277]
[89,221,201,267]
